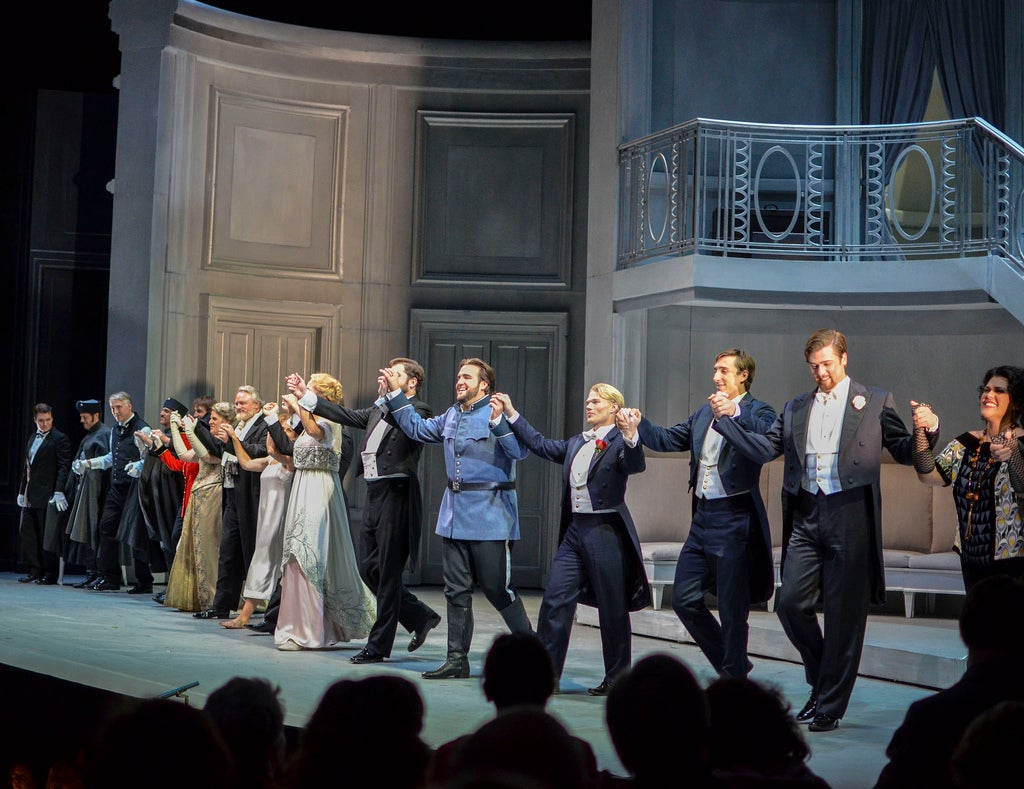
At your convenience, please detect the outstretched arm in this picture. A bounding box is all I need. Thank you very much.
[495,393,568,464]
[633,409,695,453]
[713,410,785,464]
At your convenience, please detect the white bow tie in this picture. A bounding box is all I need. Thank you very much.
[581,429,599,442]
[815,391,837,405]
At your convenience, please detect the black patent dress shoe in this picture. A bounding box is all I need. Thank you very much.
[350,648,385,664]
[796,692,819,724]
[408,612,442,652]
[90,579,121,591]
[422,658,470,680]
[34,576,58,586]
[127,584,153,595]
[193,608,231,619]
[18,574,42,584]
[808,712,840,732]
[245,619,275,634]
[587,681,612,697]
[72,574,100,589]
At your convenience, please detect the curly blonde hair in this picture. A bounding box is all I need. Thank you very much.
[309,373,344,404]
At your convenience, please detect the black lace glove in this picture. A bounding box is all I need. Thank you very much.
[912,426,936,474]
[1006,436,1024,496]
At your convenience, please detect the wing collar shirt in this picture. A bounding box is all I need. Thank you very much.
[804,375,850,495]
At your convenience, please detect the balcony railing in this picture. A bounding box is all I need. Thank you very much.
[617,117,1024,270]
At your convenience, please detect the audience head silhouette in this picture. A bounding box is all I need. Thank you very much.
[958,574,1024,662]
[483,632,556,709]
[950,700,1024,789]
[84,698,230,789]
[706,677,829,787]
[202,677,285,789]
[449,707,587,789]
[606,653,709,786]
[288,676,428,787]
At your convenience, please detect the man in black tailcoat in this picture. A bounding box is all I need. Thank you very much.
[17,403,71,584]
[287,358,441,662]
[492,384,650,696]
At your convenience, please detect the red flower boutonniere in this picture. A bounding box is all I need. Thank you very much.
[594,439,608,454]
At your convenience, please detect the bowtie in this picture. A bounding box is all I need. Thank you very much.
[36,431,47,438]
[815,391,837,405]
[581,430,599,442]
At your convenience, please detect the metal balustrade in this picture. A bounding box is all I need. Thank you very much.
[617,117,1024,270]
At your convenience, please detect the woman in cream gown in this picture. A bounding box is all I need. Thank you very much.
[220,401,296,629]
[276,375,375,650]
[161,403,232,612]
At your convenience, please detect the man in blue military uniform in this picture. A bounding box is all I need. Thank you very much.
[382,357,533,679]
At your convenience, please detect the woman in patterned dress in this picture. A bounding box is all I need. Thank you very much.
[274,373,375,650]
[160,403,232,611]
[914,366,1024,590]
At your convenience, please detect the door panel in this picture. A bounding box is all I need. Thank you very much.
[409,310,567,589]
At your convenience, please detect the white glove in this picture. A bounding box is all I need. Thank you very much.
[72,458,88,476]
[50,492,69,512]
[16,494,26,508]
[170,411,183,429]
[125,460,144,478]
[182,416,208,459]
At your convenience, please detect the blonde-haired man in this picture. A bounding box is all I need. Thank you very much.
[492,384,650,695]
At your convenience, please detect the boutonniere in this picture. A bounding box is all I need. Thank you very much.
[594,439,608,454]
[852,395,867,411]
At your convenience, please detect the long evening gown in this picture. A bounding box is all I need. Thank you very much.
[275,419,375,648]
[242,459,294,601]
[164,457,223,611]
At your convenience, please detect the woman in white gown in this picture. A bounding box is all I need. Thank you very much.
[276,374,375,650]
[220,400,296,629]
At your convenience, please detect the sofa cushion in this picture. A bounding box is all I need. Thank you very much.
[907,551,960,571]
[641,542,685,563]
[930,487,959,554]
[882,549,914,569]
[879,463,934,553]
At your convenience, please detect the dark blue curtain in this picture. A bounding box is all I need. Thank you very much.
[861,0,935,127]
[927,0,1005,129]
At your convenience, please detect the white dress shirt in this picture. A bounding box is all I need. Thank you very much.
[803,376,851,495]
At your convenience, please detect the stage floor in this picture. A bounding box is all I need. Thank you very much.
[0,572,961,787]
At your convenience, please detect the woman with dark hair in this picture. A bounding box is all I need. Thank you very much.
[914,365,1024,590]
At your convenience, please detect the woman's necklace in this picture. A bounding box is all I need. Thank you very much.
[963,438,995,541]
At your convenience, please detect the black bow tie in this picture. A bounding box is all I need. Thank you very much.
[36,431,46,439]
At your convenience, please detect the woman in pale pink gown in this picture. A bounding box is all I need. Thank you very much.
[275,374,375,650]
[220,401,295,629]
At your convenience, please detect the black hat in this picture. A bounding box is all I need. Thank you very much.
[163,397,189,418]
[75,399,103,415]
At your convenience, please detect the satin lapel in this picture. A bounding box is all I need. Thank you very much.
[566,434,585,486]
[839,379,868,452]
[691,404,713,458]
[588,427,620,480]
[368,408,392,442]
[791,393,812,456]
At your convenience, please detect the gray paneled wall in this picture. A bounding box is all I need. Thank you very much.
[639,304,1024,439]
